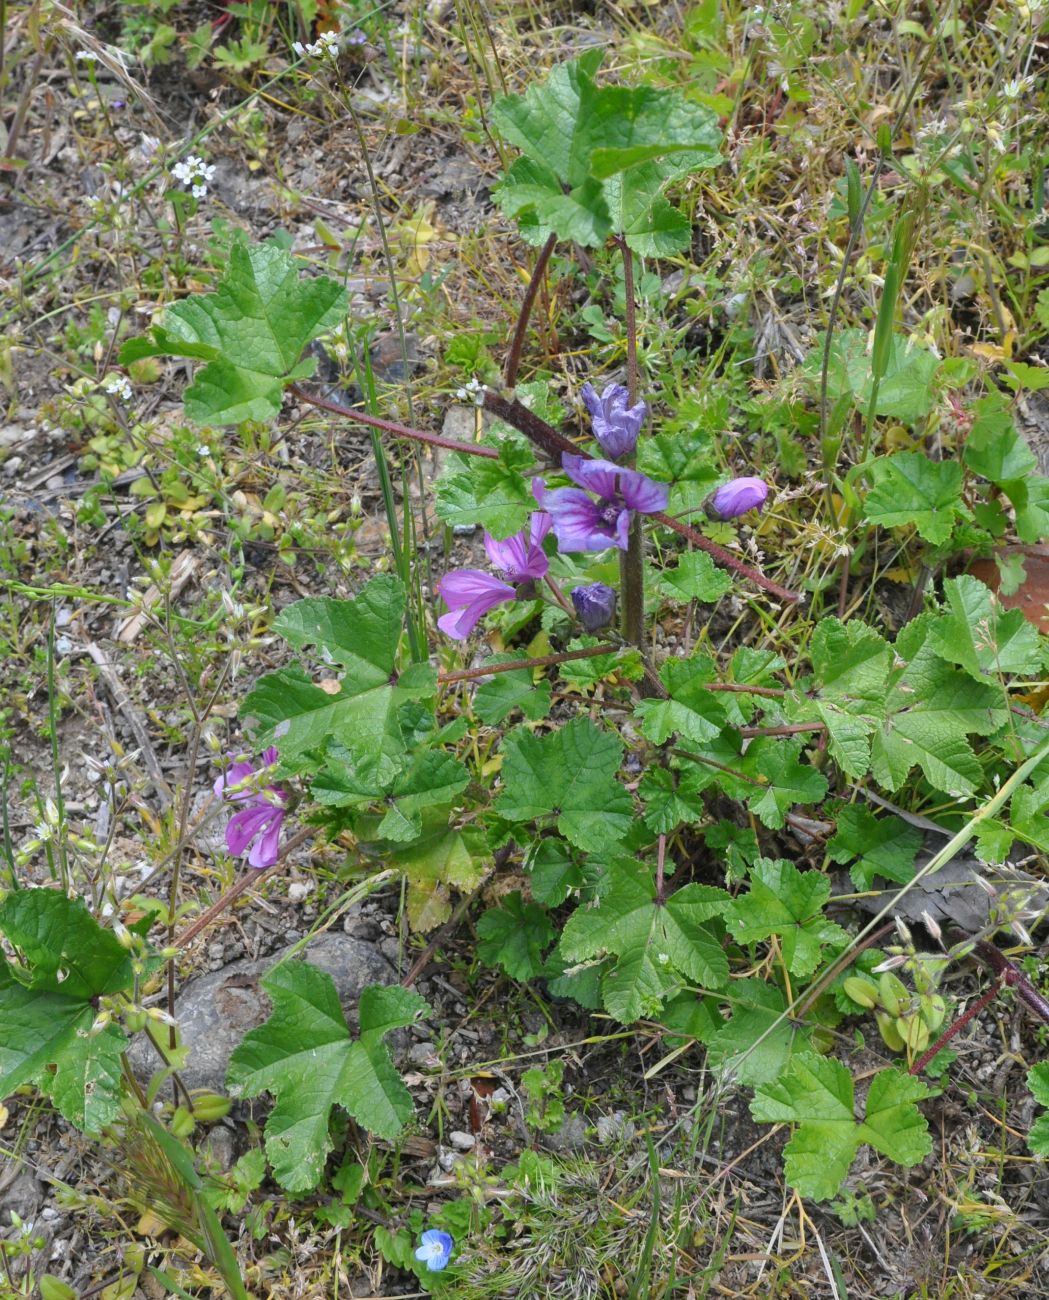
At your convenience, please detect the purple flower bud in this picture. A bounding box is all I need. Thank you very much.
[706,476,769,521]
[571,583,617,632]
[581,382,648,461]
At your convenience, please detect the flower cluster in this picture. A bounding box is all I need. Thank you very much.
[292,30,340,59]
[437,512,551,639]
[171,154,216,200]
[434,378,770,639]
[214,747,288,869]
[534,455,668,552]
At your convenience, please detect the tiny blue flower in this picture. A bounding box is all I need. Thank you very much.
[415,1228,454,1272]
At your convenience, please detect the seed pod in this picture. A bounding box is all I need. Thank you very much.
[190,1092,232,1122]
[875,1009,906,1052]
[878,972,908,1017]
[843,976,879,1009]
[170,1106,196,1138]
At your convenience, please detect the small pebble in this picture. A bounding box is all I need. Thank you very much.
[438,1151,462,1172]
[287,881,312,903]
[452,523,476,536]
[448,1131,475,1150]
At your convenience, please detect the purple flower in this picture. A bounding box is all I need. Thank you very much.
[533,455,669,552]
[581,382,648,460]
[214,746,288,869]
[437,512,551,639]
[415,1229,453,1272]
[571,582,617,632]
[706,476,769,520]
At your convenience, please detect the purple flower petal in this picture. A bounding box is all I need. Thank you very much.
[707,476,769,520]
[539,486,630,551]
[483,511,550,581]
[618,467,670,515]
[562,455,622,501]
[225,804,274,857]
[436,569,516,639]
[248,808,285,868]
[571,582,618,632]
[580,382,647,460]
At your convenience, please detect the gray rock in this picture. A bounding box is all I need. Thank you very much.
[447,1130,475,1150]
[543,1112,588,1152]
[595,1111,635,1145]
[1,1169,44,1224]
[128,932,396,1092]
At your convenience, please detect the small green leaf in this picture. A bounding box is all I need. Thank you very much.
[477,892,556,981]
[434,442,538,539]
[227,963,428,1191]
[724,859,847,977]
[526,838,588,907]
[751,1053,931,1200]
[658,552,733,603]
[635,654,728,746]
[473,656,553,724]
[639,765,708,834]
[826,806,921,890]
[46,1023,126,1134]
[496,717,633,852]
[736,738,829,829]
[119,233,347,424]
[706,979,814,1087]
[963,393,1036,483]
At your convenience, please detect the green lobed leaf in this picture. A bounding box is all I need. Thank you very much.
[639,765,708,834]
[559,857,729,1022]
[863,452,964,545]
[45,1023,126,1134]
[736,738,829,829]
[751,1053,931,1200]
[526,838,588,907]
[226,962,428,1192]
[0,972,95,1109]
[1003,473,1049,543]
[313,746,469,843]
[473,657,553,725]
[963,393,1036,483]
[496,717,633,852]
[814,329,941,423]
[869,615,1007,795]
[635,654,728,746]
[657,552,733,604]
[706,979,815,1088]
[825,806,921,890]
[724,858,847,977]
[434,442,538,540]
[477,892,556,981]
[0,890,134,999]
[928,575,1042,681]
[118,232,347,424]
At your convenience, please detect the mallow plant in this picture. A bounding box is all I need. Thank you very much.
[4,54,1049,1259]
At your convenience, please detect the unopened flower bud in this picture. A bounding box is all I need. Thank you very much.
[581,382,647,461]
[705,476,769,521]
[570,582,618,633]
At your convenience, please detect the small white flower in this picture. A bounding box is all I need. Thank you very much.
[1002,76,1034,102]
[76,50,99,63]
[171,154,216,198]
[292,40,307,56]
[103,373,133,402]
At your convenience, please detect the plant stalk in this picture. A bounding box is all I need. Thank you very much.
[504,233,557,389]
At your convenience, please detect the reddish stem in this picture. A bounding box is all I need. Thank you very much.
[504,233,557,389]
[739,721,825,739]
[910,980,1002,1076]
[289,383,499,459]
[438,642,618,685]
